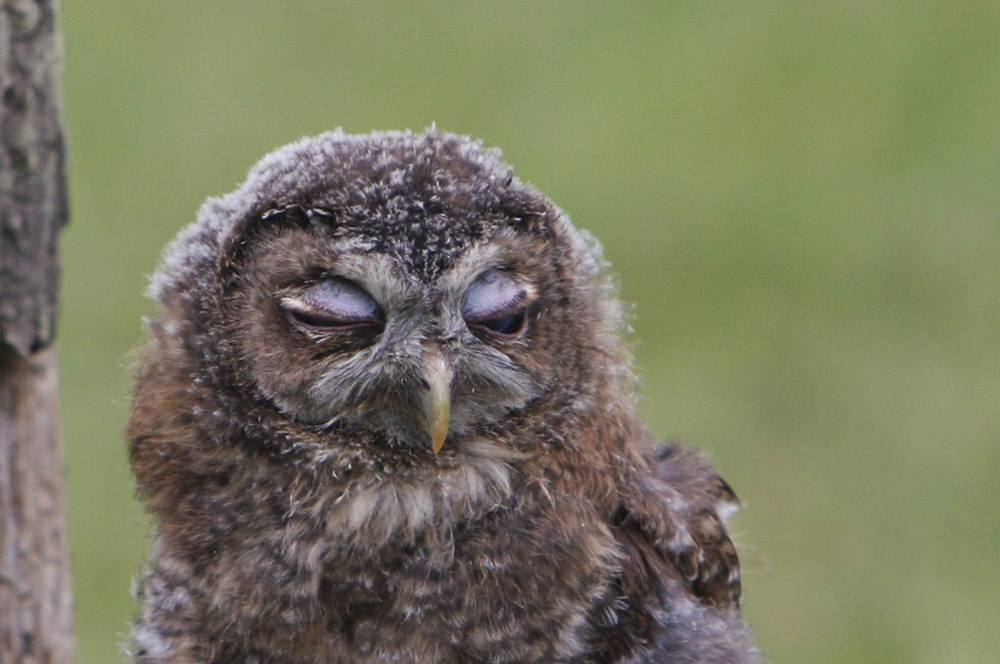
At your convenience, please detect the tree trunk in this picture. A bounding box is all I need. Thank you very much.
[0,0,73,663]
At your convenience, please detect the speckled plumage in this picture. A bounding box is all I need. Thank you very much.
[128,129,759,664]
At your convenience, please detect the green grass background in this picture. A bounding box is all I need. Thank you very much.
[59,2,1000,662]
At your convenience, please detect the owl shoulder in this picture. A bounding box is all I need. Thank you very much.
[615,444,743,608]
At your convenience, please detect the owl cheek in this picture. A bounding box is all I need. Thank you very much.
[240,347,368,428]
[448,359,546,434]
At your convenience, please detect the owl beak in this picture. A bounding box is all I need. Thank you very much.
[420,347,452,453]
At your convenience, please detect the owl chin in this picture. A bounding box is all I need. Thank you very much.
[320,437,523,548]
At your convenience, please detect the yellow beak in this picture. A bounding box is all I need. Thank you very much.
[420,347,452,453]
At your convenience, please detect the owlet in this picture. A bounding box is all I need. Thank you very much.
[128,129,759,664]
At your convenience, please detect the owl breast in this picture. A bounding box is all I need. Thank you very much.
[139,441,622,664]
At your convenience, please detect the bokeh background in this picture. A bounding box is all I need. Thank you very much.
[60,2,1000,663]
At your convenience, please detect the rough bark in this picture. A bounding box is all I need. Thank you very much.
[0,0,74,663]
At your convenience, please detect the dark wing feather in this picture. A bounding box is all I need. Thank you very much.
[617,444,743,608]
[597,445,758,663]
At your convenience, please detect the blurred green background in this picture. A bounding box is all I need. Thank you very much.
[59,2,1000,663]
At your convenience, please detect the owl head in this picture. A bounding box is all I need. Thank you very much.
[144,130,632,469]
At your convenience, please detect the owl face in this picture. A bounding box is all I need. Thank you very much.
[175,162,608,468]
[149,131,619,464]
[222,218,552,454]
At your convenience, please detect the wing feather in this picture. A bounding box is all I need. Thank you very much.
[616,444,743,608]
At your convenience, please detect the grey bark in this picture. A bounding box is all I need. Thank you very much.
[0,0,74,663]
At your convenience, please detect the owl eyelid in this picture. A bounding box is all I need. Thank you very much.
[461,269,529,323]
[279,277,383,331]
[461,270,530,338]
[468,309,527,337]
[282,302,380,331]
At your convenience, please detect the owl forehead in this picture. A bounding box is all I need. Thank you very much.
[326,205,499,281]
[291,210,537,296]
[264,183,546,283]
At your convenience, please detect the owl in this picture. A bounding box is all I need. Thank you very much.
[128,129,759,664]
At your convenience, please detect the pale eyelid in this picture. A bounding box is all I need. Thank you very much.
[281,278,382,325]
[461,270,528,321]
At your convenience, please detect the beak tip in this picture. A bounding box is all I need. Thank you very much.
[421,347,452,454]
